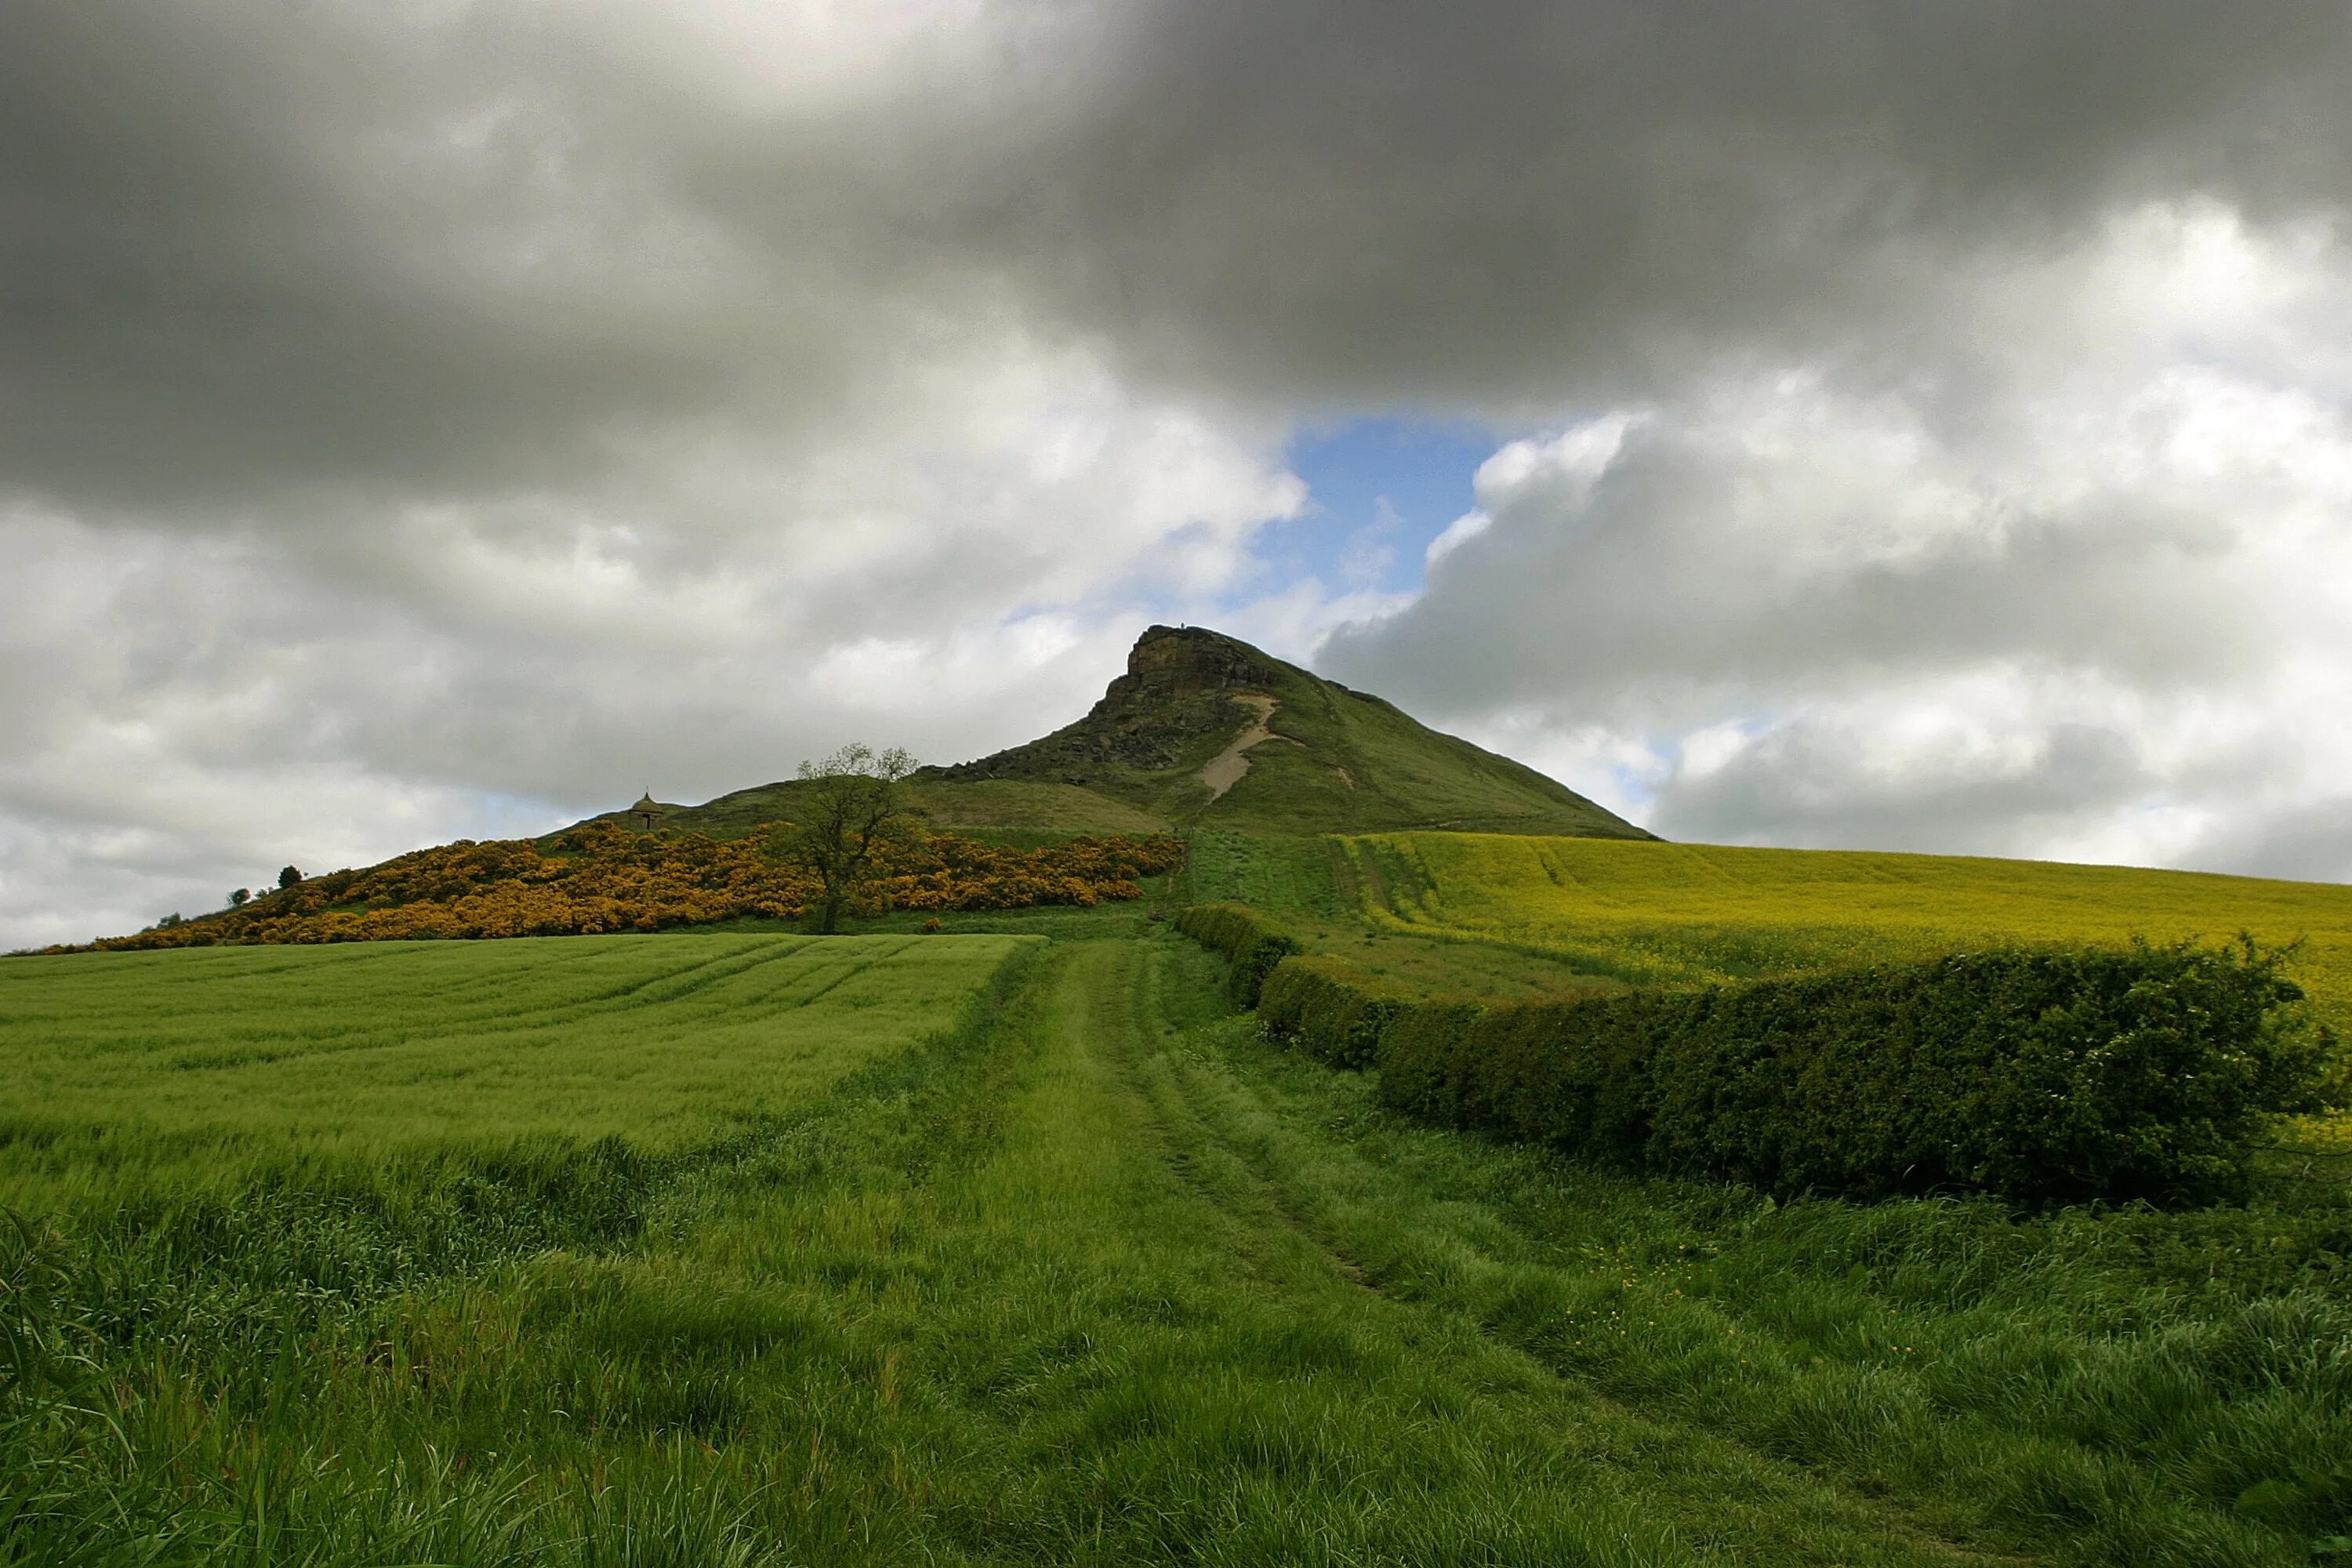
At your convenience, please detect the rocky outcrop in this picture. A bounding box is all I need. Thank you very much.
[1112,626,1282,700]
[933,626,1280,782]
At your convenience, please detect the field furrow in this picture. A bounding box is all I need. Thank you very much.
[3,927,2345,1565]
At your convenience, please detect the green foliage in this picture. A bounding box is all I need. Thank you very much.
[787,743,922,935]
[1377,938,2328,1207]
[1366,996,1490,1115]
[1174,902,1301,1007]
[1255,955,1416,1069]
[1,934,2349,1563]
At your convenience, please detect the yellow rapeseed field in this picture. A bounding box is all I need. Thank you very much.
[1337,833,2352,1036]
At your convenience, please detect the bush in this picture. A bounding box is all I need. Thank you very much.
[1363,999,1488,1118]
[1257,956,1417,1069]
[1377,939,2328,1208]
[63,826,1188,951]
[1174,904,1303,1007]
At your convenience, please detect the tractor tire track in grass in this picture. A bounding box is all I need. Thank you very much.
[6,931,2343,1565]
[1088,939,2008,1567]
[1119,942,2344,1566]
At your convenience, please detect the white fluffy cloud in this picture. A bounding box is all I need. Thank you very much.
[1327,202,2352,880]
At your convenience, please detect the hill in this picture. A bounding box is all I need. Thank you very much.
[612,626,1650,841]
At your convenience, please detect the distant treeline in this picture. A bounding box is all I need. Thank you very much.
[61,823,1185,951]
[1178,903,2333,1208]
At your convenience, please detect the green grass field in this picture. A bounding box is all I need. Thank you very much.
[0,935,1035,1208]
[6,873,2351,1564]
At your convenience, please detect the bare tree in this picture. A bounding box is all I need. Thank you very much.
[776,743,919,935]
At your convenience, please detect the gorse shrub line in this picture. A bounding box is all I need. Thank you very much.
[1174,904,1301,1007]
[1256,955,1417,1069]
[1181,904,2332,1207]
[54,826,1186,951]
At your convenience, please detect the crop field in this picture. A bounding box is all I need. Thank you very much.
[1335,833,2352,1030]
[0,935,1035,1207]
[5,906,2350,1563]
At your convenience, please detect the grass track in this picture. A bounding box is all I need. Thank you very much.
[10,934,2348,1563]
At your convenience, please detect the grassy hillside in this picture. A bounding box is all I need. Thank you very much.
[1178,829,1625,999]
[593,777,1168,841]
[1326,833,2352,1034]
[6,933,2350,1564]
[930,625,1653,838]
[576,627,1648,849]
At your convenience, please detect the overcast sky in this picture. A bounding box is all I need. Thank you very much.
[6,1,2352,949]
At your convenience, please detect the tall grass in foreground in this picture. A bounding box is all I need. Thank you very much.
[2,935,2347,1563]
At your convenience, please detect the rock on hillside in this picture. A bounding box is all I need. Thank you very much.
[938,627,1286,780]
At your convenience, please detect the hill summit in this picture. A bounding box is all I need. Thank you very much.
[927,625,1650,838]
[608,625,1650,840]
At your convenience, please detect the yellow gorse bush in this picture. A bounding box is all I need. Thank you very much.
[65,822,1185,950]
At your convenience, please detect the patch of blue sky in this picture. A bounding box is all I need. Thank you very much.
[1262,416,1497,596]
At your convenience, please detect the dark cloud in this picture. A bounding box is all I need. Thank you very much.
[5,0,2352,945]
[957,0,2352,407]
[8,2,2350,520]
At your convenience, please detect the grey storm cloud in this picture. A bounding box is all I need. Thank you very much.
[5,0,2352,946]
[7,0,2352,522]
[1649,718,2152,855]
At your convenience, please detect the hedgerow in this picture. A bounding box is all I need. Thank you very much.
[1173,904,1301,1007]
[1256,955,1416,1069]
[1375,939,2329,1207]
[1181,901,2332,1207]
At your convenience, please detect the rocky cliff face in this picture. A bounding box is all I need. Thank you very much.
[935,626,1280,783]
[1111,626,1281,700]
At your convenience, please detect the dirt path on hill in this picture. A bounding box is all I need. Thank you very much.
[1199,693,1280,800]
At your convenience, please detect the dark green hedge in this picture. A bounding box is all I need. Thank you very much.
[1257,956,1417,1069]
[1376,941,2328,1207]
[1174,904,1303,1007]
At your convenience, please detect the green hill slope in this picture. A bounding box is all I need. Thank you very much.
[590,625,1650,842]
[935,624,1648,837]
[599,775,1171,843]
